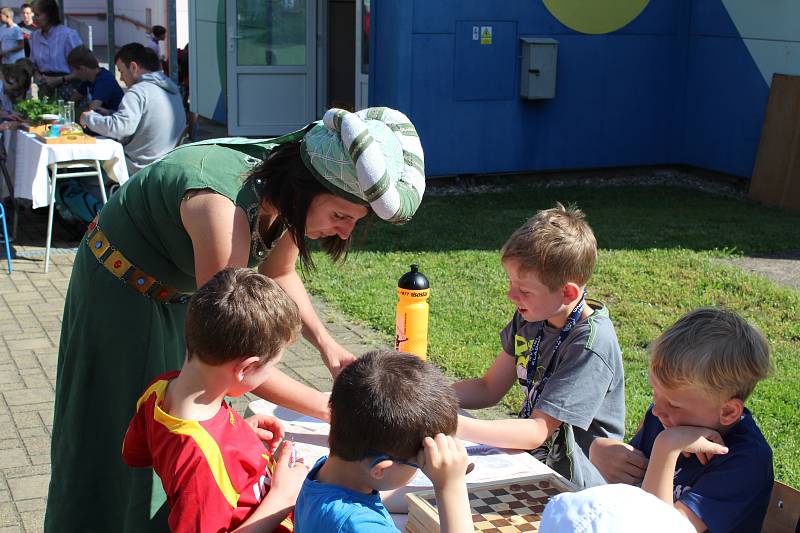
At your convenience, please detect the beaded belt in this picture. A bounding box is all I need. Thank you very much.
[85,218,191,305]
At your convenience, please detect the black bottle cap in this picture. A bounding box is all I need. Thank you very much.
[398,264,429,290]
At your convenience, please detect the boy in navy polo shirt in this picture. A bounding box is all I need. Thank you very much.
[66,45,123,114]
[591,308,774,532]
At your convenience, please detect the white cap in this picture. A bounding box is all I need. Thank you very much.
[540,484,695,533]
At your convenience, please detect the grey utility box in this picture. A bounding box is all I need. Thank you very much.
[520,37,558,99]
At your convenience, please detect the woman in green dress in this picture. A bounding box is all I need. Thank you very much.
[44,108,426,532]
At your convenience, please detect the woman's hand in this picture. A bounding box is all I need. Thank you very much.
[245,414,285,454]
[589,437,649,484]
[321,340,356,378]
[260,235,358,378]
[38,75,62,89]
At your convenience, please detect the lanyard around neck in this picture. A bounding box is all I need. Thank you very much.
[519,291,587,419]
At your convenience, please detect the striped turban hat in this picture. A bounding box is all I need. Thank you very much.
[300,107,425,224]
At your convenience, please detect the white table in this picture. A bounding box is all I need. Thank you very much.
[12,130,129,208]
[247,399,562,529]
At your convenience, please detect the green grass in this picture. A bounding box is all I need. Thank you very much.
[303,184,800,487]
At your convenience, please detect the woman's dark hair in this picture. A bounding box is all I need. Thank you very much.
[31,0,61,26]
[249,141,363,270]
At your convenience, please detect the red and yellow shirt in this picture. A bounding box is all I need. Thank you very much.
[123,371,292,532]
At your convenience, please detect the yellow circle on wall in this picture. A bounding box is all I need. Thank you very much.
[542,0,650,35]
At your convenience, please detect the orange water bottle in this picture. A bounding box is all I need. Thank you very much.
[395,264,430,360]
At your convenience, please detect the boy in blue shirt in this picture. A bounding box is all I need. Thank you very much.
[590,308,773,532]
[295,349,472,532]
[66,45,123,114]
[453,204,625,489]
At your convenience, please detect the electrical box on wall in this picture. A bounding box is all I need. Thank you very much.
[520,37,558,99]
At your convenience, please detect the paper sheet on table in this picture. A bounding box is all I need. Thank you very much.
[248,399,555,485]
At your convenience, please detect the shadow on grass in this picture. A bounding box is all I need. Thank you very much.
[348,186,800,256]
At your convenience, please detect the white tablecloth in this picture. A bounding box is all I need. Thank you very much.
[13,130,129,208]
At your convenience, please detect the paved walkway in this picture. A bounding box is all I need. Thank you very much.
[728,250,800,291]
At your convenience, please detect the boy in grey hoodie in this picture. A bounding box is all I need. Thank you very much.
[81,43,186,175]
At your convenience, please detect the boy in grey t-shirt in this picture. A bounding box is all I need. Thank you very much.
[454,203,624,488]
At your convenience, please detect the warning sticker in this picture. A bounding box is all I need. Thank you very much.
[480,26,492,45]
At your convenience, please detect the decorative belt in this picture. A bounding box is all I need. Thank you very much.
[85,218,191,305]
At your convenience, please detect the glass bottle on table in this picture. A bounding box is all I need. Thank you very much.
[65,101,75,127]
[56,99,65,123]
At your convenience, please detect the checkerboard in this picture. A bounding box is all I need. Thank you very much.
[405,474,574,532]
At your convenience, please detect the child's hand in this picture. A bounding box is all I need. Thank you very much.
[245,414,285,454]
[270,439,309,506]
[658,426,728,464]
[589,437,648,484]
[419,434,469,489]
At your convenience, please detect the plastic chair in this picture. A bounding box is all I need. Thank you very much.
[762,481,800,532]
[45,160,107,273]
[0,202,11,273]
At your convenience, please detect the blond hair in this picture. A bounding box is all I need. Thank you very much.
[501,203,597,291]
[650,308,772,401]
[0,7,14,17]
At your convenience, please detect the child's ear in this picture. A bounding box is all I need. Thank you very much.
[234,356,263,382]
[719,397,744,426]
[561,282,581,304]
[369,459,393,480]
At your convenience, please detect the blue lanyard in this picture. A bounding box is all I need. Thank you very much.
[519,291,586,419]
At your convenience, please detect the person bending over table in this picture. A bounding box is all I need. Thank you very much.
[44,106,427,533]
[64,45,123,114]
[80,43,185,175]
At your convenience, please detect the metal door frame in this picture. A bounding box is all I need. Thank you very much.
[226,0,318,135]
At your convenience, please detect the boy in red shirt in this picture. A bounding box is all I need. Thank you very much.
[123,267,309,532]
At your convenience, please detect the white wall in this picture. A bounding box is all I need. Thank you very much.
[188,0,226,121]
[64,0,188,49]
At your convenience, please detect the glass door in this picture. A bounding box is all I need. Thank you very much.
[226,0,317,135]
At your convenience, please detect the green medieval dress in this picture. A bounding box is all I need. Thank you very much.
[44,132,306,533]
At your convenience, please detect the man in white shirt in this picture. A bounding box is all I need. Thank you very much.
[0,8,24,64]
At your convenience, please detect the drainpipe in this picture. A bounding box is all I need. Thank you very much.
[107,0,115,77]
[167,0,178,83]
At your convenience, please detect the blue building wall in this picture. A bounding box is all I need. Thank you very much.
[370,1,797,178]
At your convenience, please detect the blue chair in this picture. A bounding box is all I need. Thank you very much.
[0,202,10,273]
